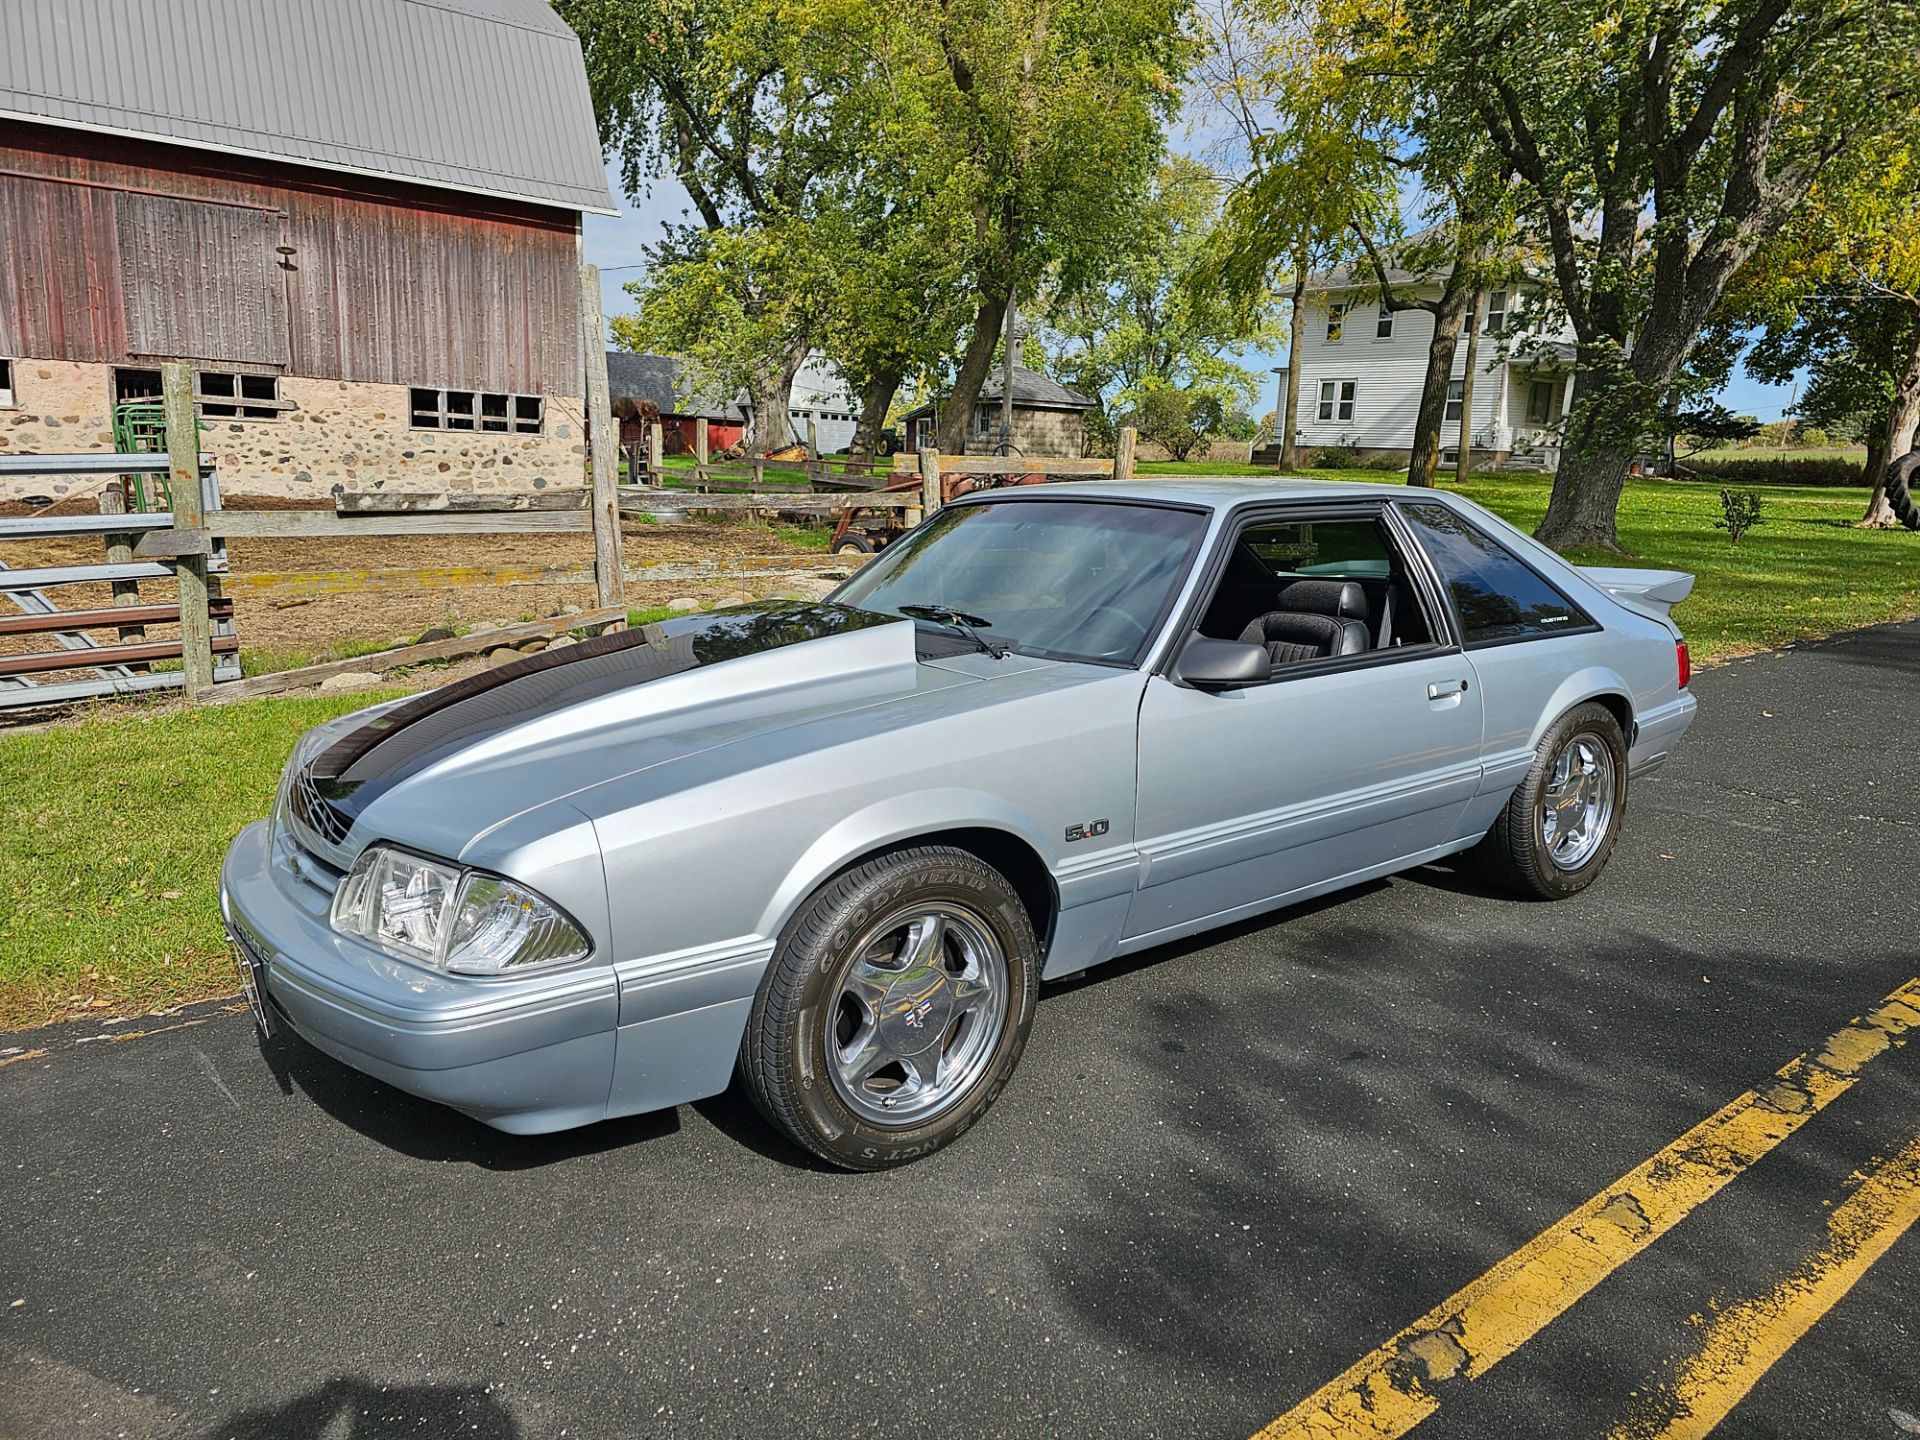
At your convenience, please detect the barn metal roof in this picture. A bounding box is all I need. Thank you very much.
[0,0,616,215]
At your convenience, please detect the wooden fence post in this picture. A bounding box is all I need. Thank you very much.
[97,487,147,649]
[694,415,709,487]
[579,265,624,612]
[1115,425,1138,481]
[919,447,942,522]
[648,420,664,481]
[161,363,214,699]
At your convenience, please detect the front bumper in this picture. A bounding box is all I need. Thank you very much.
[218,820,620,1134]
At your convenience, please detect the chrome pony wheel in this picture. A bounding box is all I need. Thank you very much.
[825,903,1009,1127]
[1540,731,1617,871]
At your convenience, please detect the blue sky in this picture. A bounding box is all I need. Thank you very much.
[582,165,1802,422]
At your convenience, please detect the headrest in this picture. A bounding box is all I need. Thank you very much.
[1277,579,1368,620]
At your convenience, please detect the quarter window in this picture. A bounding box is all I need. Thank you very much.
[1317,379,1357,423]
[1326,302,1346,343]
[410,387,544,433]
[1400,503,1592,645]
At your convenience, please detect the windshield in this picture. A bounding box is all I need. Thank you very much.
[834,499,1207,665]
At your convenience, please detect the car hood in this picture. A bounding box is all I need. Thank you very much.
[290,602,1048,862]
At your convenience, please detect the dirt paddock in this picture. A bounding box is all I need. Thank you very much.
[1,492,839,676]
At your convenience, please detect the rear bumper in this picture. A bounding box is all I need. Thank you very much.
[1629,692,1697,777]
[218,820,620,1134]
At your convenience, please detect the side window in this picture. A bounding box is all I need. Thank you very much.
[1195,512,1435,667]
[1400,503,1593,645]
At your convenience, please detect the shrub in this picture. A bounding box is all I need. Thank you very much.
[1360,453,1406,472]
[1715,488,1766,543]
[1682,455,1864,487]
[1311,445,1359,469]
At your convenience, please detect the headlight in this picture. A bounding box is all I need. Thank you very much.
[330,845,591,975]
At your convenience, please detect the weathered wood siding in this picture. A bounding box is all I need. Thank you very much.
[0,123,580,395]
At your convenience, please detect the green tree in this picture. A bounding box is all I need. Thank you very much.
[560,0,884,449]
[1036,156,1274,446]
[1419,0,1920,550]
[918,0,1193,455]
[1125,380,1227,461]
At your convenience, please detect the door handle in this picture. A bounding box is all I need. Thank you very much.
[1427,679,1470,700]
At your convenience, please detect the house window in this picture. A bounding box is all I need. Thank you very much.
[1376,303,1393,339]
[410,387,544,433]
[1444,379,1464,425]
[1486,289,1508,337]
[0,358,13,408]
[197,370,284,420]
[1326,302,1347,343]
[1527,380,1560,426]
[1317,379,1357,423]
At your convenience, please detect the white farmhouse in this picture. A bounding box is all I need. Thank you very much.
[1274,258,1581,471]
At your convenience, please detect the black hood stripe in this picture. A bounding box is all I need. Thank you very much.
[306,602,902,821]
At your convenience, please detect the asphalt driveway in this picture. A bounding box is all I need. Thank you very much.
[3,620,1917,1440]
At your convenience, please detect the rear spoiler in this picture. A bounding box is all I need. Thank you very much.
[1581,566,1695,623]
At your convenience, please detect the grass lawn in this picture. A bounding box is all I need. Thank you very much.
[0,691,407,1030]
[2,468,1913,1030]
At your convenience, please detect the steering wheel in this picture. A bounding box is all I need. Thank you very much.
[1080,603,1148,660]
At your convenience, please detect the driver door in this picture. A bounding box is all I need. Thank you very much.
[1125,504,1485,945]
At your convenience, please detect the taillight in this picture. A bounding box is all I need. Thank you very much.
[1676,639,1690,690]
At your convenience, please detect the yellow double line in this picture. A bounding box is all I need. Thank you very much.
[1252,978,1920,1440]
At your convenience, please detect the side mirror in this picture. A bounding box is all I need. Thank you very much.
[1173,634,1269,689]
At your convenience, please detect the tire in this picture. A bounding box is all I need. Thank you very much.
[1883,451,1920,531]
[831,532,876,554]
[1470,701,1629,900]
[740,846,1040,1170]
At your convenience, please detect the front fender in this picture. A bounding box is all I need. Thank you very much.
[755,787,1058,942]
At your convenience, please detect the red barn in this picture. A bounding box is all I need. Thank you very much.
[0,0,614,503]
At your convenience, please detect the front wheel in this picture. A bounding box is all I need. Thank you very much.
[739,847,1040,1169]
[1471,701,1628,899]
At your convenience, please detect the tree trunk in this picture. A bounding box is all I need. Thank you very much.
[750,348,806,454]
[937,289,1011,455]
[1277,261,1307,471]
[1407,265,1473,488]
[1536,420,1636,551]
[849,366,902,466]
[1862,311,1920,527]
[1455,294,1481,485]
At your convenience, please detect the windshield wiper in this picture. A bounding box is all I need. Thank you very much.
[897,604,1010,659]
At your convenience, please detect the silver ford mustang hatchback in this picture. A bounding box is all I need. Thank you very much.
[221,479,1696,1168]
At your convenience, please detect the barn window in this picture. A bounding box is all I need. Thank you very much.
[197,370,285,420]
[0,359,13,408]
[410,387,543,434]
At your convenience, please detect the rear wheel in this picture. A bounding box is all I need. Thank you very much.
[1471,701,1628,899]
[740,846,1039,1169]
[831,532,876,555]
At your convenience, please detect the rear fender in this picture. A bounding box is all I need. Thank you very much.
[1524,664,1638,753]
